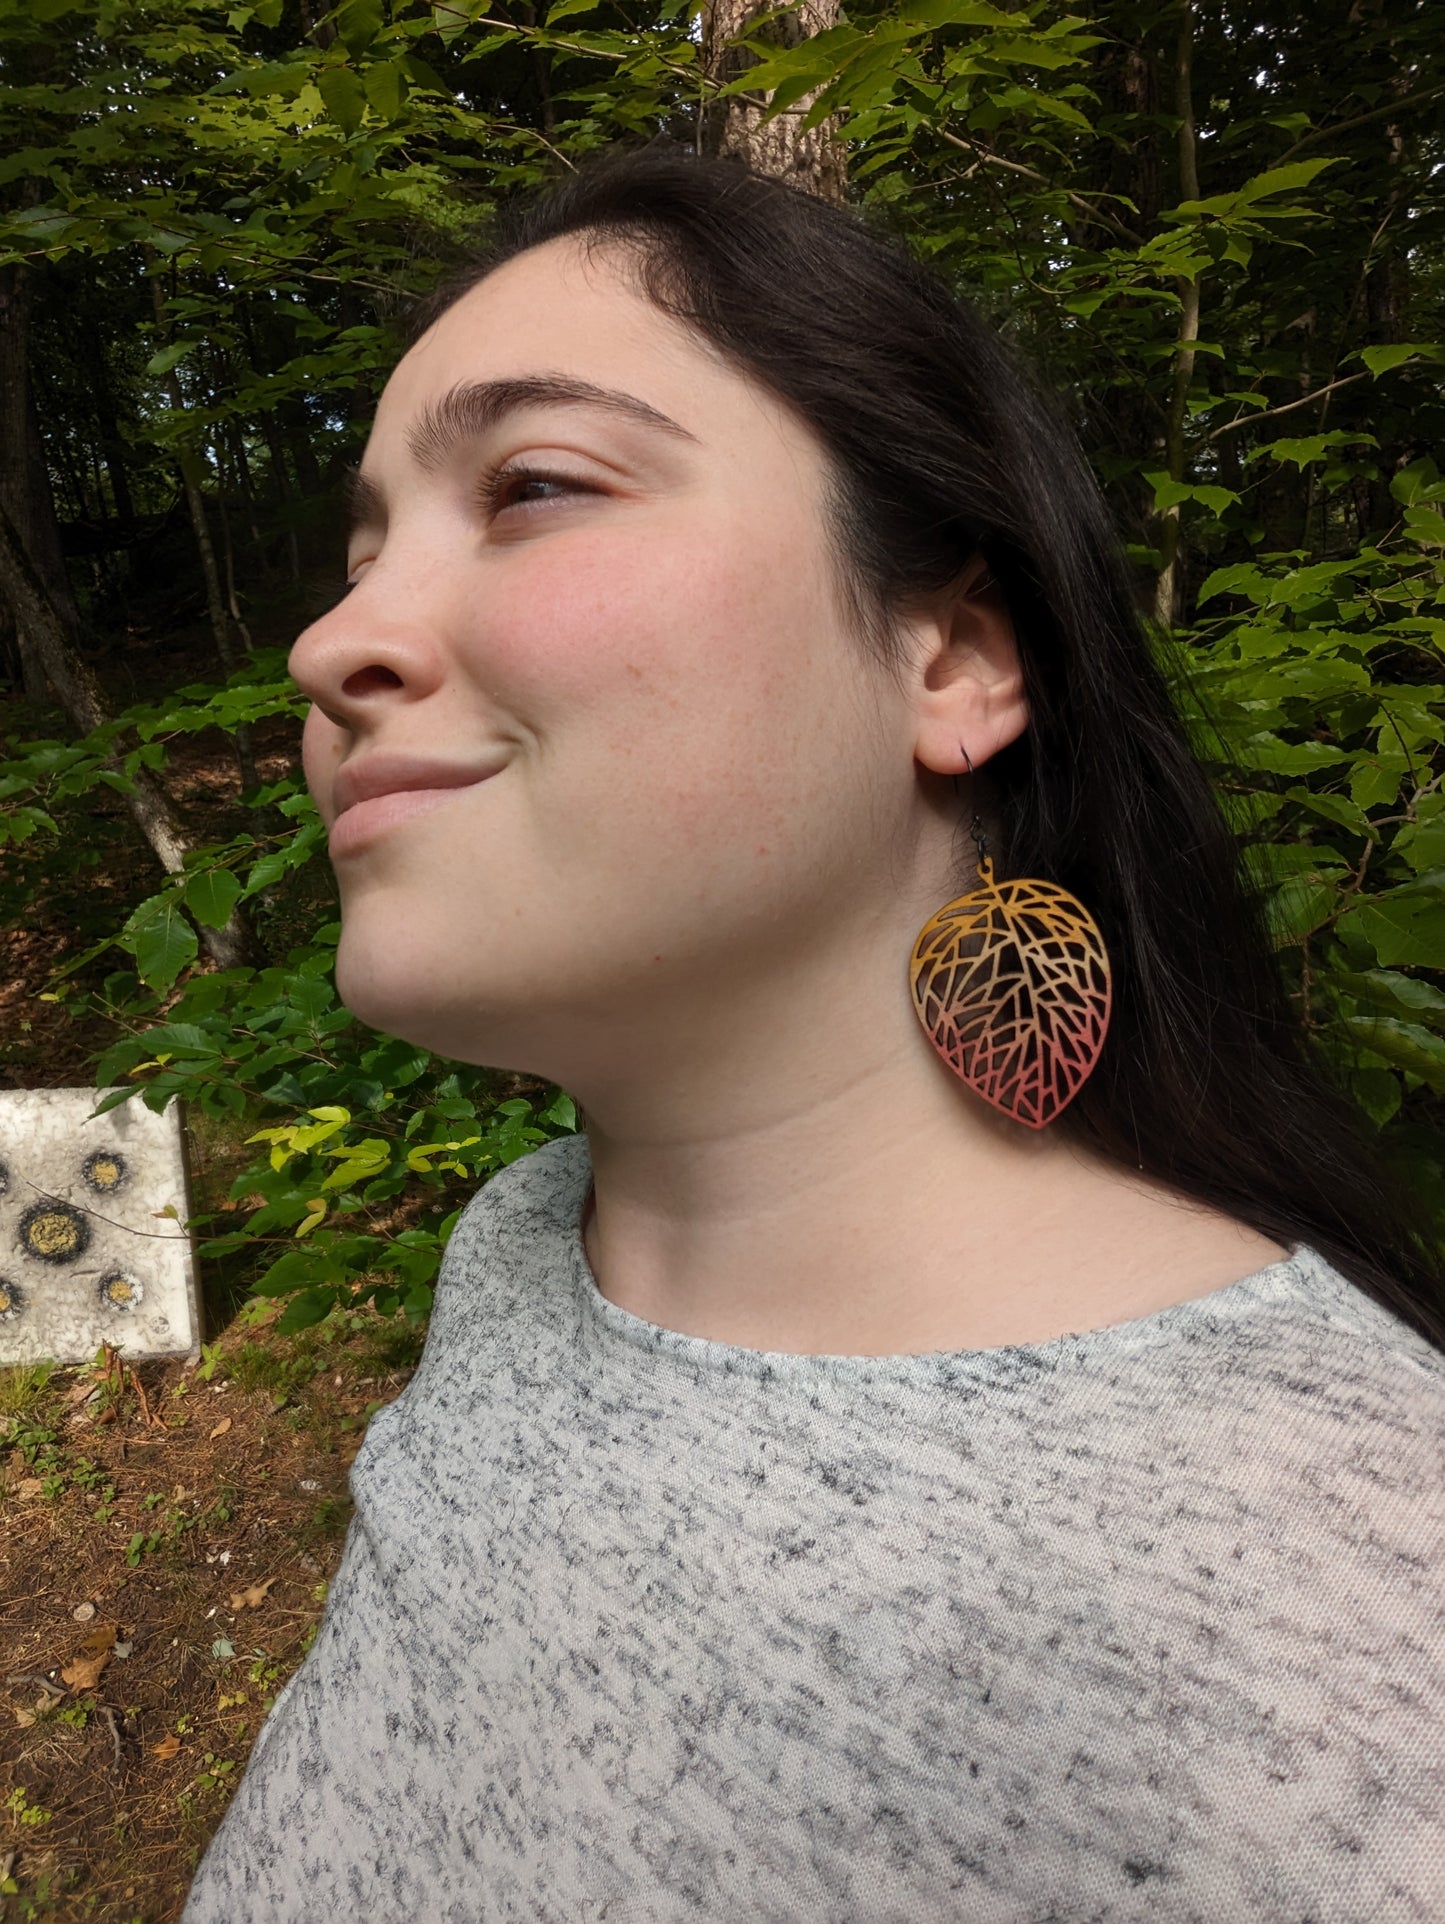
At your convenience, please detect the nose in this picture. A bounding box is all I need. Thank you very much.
[288,570,448,732]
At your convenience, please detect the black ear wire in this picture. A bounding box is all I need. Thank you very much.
[951,745,989,866]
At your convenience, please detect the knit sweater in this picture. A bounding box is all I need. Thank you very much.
[181,1131,1444,1923]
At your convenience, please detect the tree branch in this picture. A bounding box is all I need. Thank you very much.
[1205,370,1370,440]
[1276,84,1445,165]
[934,127,1141,242]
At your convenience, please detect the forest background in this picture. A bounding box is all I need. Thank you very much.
[2,0,1443,1352]
[0,10,1442,1908]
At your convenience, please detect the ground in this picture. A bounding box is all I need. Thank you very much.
[0,1295,425,1923]
[1,629,427,1921]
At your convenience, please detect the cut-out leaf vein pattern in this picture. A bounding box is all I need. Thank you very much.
[910,858,1112,1129]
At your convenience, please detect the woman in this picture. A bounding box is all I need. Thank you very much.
[182,145,1444,1922]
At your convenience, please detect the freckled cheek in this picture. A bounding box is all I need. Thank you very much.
[468,534,755,713]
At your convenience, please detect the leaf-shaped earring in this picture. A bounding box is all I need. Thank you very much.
[909,754,1112,1130]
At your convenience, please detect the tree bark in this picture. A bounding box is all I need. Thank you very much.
[0,255,85,703]
[701,0,847,203]
[0,495,252,970]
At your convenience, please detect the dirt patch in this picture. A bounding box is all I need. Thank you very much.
[0,1292,426,1922]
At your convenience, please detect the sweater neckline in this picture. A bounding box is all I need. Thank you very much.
[549,1135,1321,1385]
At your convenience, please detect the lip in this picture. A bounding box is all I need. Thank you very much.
[328,753,503,859]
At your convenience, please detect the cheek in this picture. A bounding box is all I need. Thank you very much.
[475,513,825,733]
[301,707,347,823]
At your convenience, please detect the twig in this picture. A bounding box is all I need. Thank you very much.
[99,1703,123,1771]
[934,126,1141,242]
[127,1365,164,1430]
[1276,84,1445,164]
[6,1674,66,1698]
[1205,371,1370,440]
[12,1172,191,1243]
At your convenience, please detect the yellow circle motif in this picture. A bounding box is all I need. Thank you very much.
[24,1209,84,1260]
[103,1276,136,1306]
[0,1283,14,1315]
[88,1157,122,1190]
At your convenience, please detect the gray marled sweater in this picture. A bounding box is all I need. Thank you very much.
[182,1132,1444,1923]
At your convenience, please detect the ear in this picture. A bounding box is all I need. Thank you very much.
[908,555,1029,777]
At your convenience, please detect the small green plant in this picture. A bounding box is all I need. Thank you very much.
[4,1786,54,1829]
[193,1752,236,1794]
[69,1455,109,1492]
[2,1414,62,1473]
[35,1700,89,1733]
[193,1338,227,1383]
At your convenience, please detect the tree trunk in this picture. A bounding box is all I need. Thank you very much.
[701,0,847,203]
[0,255,85,703]
[0,494,252,970]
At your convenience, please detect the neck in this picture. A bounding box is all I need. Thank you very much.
[566,931,1148,1356]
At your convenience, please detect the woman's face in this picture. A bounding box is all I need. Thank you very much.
[290,235,935,1078]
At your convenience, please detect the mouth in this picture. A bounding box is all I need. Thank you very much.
[328,755,503,859]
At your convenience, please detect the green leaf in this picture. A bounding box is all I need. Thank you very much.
[1359,343,1444,376]
[338,0,384,57]
[1337,893,1445,969]
[1333,970,1445,1023]
[1336,1017,1445,1093]
[1348,1067,1402,1129]
[183,868,242,929]
[1245,430,1378,469]
[276,1287,338,1334]
[144,342,193,377]
[124,897,199,994]
[317,66,367,134]
[362,59,406,121]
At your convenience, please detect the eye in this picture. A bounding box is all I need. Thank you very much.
[480,461,597,516]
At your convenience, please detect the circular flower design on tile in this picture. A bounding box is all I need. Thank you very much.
[82,1150,128,1194]
[18,1201,91,1264]
[98,1271,143,1313]
[0,1278,25,1321]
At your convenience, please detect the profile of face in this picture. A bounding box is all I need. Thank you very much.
[289,235,1025,1090]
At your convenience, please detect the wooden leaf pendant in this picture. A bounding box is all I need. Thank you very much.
[909,856,1112,1130]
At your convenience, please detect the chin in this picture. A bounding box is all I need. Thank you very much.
[331,937,542,1076]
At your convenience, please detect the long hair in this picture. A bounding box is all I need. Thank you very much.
[408,141,1445,1353]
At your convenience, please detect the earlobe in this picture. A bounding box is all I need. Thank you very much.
[912,559,1030,777]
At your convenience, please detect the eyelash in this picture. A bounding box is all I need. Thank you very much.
[340,462,591,596]
[477,459,596,515]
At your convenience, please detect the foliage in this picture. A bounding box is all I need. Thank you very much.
[1,0,1441,1332]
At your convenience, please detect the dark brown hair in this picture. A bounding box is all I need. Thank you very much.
[409,140,1445,1352]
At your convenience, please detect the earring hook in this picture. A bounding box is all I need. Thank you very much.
[951,746,989,867]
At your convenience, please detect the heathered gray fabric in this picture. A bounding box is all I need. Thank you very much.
[182,1132,1445,1923]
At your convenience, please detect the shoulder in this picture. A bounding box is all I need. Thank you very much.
[1200,1244,1445,1524]
[433,1130,591,1293]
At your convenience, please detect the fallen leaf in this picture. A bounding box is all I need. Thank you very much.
[208,1417,232,1440]
[65,1380,101,1408]
[230,1576,278,1610]
[152,1732,182,1759]
[61,1649,110,1692]
[16,1478,45,1501]
[77,1622,120,1655]
[13,1706,37,1728]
